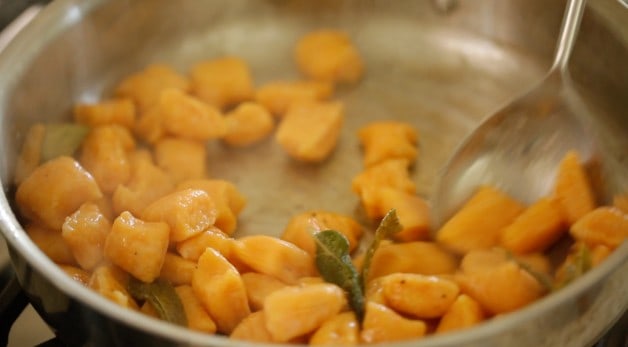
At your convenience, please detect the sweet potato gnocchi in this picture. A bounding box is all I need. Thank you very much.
[12,28,627,346]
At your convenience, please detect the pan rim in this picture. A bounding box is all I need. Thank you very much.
[0,0,626,346]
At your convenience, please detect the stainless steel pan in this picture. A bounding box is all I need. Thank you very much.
[0,0,627,346]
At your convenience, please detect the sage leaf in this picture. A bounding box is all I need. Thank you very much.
[41,123,89,162]
[505,250,555,292]
[128,278,187,326]
[360,209,402,286]
[314,229,365,320]
[555,243,592,290]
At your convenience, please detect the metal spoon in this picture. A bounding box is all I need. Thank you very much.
[431,0,593,228]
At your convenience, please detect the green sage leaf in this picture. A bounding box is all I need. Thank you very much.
[555,243,592,290]
[505,250,555,292]
[128,278,187,326]
[41,123,89,162]
[314,229,365,320]
[360,209,402,286]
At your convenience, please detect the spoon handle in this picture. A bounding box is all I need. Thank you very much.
[552,0,588,70]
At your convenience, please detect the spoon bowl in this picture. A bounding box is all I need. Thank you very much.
[432,0,592,227]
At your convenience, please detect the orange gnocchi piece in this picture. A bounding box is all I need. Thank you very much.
[352,158,416,196]
[74,98,136,129]
[436,294,485,334]
[175,226,235,261]
[281,210,364,256]
[309,311,359,346]
[457,250,546,315]
[367,241,458,281]
[112,149,175,216]
[89,265,138,309]
[263,283,347,342]
[570,206,628,249]
[380,273,460,319]
[175,285,217,333]
[104,211,170,283]
[230,311,274,343]
[61,202,111,271]
[241,272,288,311]
[233,235,317,284]
[134,106,165,144]
[27,223,76,265]
[16,156,103,230]
[142,188,217,242]
[553,150,596,225]
[295,29,364,84]
[154,137,207,184]
[159,88,226,141]
[275,101,344,163]
[360,187,431,241]
[360,301,427,344]
[80,125,135,194]
[160,253,197,286]
[500,197,567,254]
[176,179,247,235]
[437,186,525,254]
[358,121,418,168]
[192,248,251,334]
[190,57,254,109]
[115,64,189,113]
[223,102,275,147]
[255,80,334,117]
